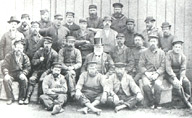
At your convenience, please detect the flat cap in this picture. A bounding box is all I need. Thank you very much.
[127,18,135,24]
[52,62,62,68]
[148,35,159,41]
[66,12,75,16]
[134,33,145,40]
[43,36,53,43]
[116,33,125,38]
[40,9,49,15]
[79,18,87,23]
[21,14,30,19]
[172,37,184,45]
[31,21,40,26]
[54,14,63,19]
[114,62,126,68]
[89,5,97,9]
[66,36,76,42]
[145,16,156,22]
[8,16,20,24]
[103,16,112,21]
[161,22,171,28]
[113,3,123,8]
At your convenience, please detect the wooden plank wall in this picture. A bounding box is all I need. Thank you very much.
[0,0,192,80]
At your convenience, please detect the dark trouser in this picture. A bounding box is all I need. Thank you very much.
[3,72,28,100]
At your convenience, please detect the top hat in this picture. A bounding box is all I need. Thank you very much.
[94,38,103,46]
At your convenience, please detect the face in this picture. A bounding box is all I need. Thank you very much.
[114,8,122,13]
[146,21,154,30]
[116,37,125,47]
[66,40,75,50]
[21,17,30,26]
[115,67,125,79]
[31,23,40,35]
[79,22,87,30]
[41,12,49,22]
[173,43,182,54]
[52,67,61,78]
[103,20,112,28]
[162,27,171,36]
[94,45,103,55]
[127,22,135,31]
[53,17,63,29]
[134,36,144,48]
[89,8,97,15]
[14,43,24,55]
[87,65,97,77]
[9,22,18,31]
[149,38,158,51]
[44,42,52,50]
[66,15,74,23]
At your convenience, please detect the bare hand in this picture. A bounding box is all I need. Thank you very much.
[136,93,144,101]
[40,57,44,62]
[75,89,82,100]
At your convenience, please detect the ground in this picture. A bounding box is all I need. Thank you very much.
[0,100,192,118]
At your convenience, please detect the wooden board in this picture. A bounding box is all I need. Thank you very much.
[137,0,147,33]
[156,0,166,29]
[166,0,175,35]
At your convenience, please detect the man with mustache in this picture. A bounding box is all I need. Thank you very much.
[58,36,82,99]
[95,16,118,53]
[17,14,31,38]
[159,22,174,53]
[142,16,161,47]
[40,62,68,115]
[24,37,58,104]
[39,14,70,52]
[105,62,143,112]
[39,9,52,29]
[1,40,31,105]
[139,35,165,108]
[110,33,134,76]
[86,5,103,33]
[111,3,128,33]
[165,38,192,109]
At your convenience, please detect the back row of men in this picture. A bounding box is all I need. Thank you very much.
[0,3,191,115]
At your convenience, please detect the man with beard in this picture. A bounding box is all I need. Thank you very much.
[131,33,147,84]
[75,61,108,115]
[139,35,165,108]
[39,9,52,29]
[165,38,192,109]
[110,33,134,75]
[86,5,103,33]
[1,40,31,105]
[111,3,128,33]
[159,22,174,53]
[0,16,25,61]
[95,16,118,53]
[17,14,31,38]
[24,37,58,104]
[142,16,161,47]
[72,18,94,62]
[63,12,80,35]
[81,38,114,76]
[25,21,44,60]
[40,62,68,115]
[105,62,143,112]
[58,36,82,99]
[39,14,70,52]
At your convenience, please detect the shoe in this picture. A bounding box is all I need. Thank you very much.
[51,105,62,115]
[18,100,24,105]
[6,99,13,105]
[23,98,30,105]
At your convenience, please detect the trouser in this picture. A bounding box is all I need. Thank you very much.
[39,94,67,110]
[77,93,101,106]
[3,72,28,100]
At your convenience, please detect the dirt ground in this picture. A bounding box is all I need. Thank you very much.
[0,100,191,118]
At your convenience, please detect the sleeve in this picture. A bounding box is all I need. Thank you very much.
[22,54,31,76]
[138,52,147,74]
[76,72,86,90]
[81,55,88,73]
[180,55,187,77]
[0,34,6,60]
[58,49,68,70]
[107,54,115,73]
[156,51,165,75]
[1,54,10,75]
[73,49,82,70]
[42,77,51,94]
[39,28,49,37]
[24,37,29,54]
[126,48,135,73]
[129,76,142,95]
[165,52,176,78]
[31,50,41,66]
[53,76,68,94]
[98,17,104,29]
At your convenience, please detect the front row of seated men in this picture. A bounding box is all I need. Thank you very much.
[1,33,192,115]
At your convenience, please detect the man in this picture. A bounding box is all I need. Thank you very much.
[17,14,31,38]
[131,33,147,84]
[81,38,114,75]
[165,38,192,109]
[25,21,44,60]
[0,16,25,60]
[95,16,118,53]
[1,40,31,105]
[58,36,82,98]
[86,5,103,33]
[110,33,134,75]
[142,16,161,47]
[121,18,137,49]
[159,22,174,53]
[39,14,70,52]
[75,61,107,115]
[39,9,52,29]
[63,12,80,35]
[24,37,58,104]
[139,35,165,108]
[72,19,94,62]
[111,3,128,33]
[40,62,68,115]
[105,62,143,112]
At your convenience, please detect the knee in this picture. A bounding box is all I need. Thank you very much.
[154,79,162,86]
[3,75,12,82]
[39,94,48,100]
[29,76,37,85]
[142,77,150,86]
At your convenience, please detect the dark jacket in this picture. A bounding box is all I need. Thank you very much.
[86,16,103,29]
[64,23,80,35]
[39,20,52,29]
[111,14,128,33]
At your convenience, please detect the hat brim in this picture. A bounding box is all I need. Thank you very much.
[8,20,20,24]
[144,19,156,22]
[161,25,171,28]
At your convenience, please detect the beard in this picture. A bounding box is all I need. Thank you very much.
[89,13,97,19]
[117,42,124,47]
[88,71,97,77]
[15,50,22,56]
[66,45,74,51]
[149,44,157,51]
[135,43,142,48]
[53,73,59,78]
[113,12,123,18]
[116,73,123,79]
[163,32,170,37]
[32,30,38,36]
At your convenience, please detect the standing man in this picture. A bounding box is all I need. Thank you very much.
[64,12,80,35]
[139,35,165,108]
[0,16,25,61]
[39,9,52,29]
[95,16,118,53]
[110,33,134,75]
[17,14,31,38]
[39,14,70,52]
[40,62,68,115]
[1,40,31,105]
[72,19,94,62]
[159,22,174,53]
[142,16,161,47]
[111,2,128,33]
[86,5,103,33]
[165,38,192,109]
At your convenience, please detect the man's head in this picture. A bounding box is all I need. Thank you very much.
[21,14,30,30]
[87,61,98,77]
[172,38,184,54]
[134,33,144,48]
[53,14,63,29]
[113,3,123,14]
[116,33,125,47]
[89,5,97,18]
[103,16,112,28]
[94,38,103,55]
[145,16,156,30]
[40,9,49,22]
[13,40,24,56]
[51,62,62,78]
[31,21,40,36]
[66,12,75,24]
[114,62,126,79]
[8,16,20,31]
[79,18,87,30]
[66,36,76,51]
[126,19,135,31]
[43,37,52,51]
[161,22,171,37]
[148,35,159,51]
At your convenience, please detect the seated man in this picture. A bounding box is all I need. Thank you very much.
[105,62,143,112]
[75,61,107,115]
[165,38,192,109]
[39,62,68,115]
[1,40,31,105]
[139,35,165,108]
